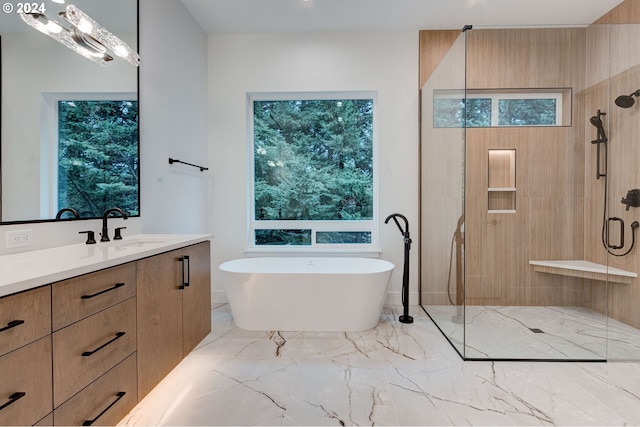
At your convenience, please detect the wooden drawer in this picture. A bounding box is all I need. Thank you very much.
[53,297,136,407]
[0,286,51,357]
[0,336,53,426]
[52,263,136,331]
[54,353,137,426]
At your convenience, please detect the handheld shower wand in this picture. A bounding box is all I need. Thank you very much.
[590,110,608,180]
[385,213,413,324]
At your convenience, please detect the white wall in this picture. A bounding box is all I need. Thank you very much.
[139,0,210,234]
[208,31,420,304]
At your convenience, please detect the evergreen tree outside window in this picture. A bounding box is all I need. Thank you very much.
[433,90,565,128]
[57,99,139,217]
[249,92,377,248]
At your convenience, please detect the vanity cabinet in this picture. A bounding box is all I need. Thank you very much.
[0,336,53,426]
[181,243,213,354]
[51,263,136,331]
[0,285,51,357]
[0,286,52,426]
[53,354,137,426]
[0,237,211,426]
[51,264,138,426]
[137,241,211,398]
[52,297,137,407]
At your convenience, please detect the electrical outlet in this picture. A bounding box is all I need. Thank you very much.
[6,229,34,248]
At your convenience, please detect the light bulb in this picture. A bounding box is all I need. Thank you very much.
[113,44,128,58]
[77,18,92,33]
[45,21,62,33]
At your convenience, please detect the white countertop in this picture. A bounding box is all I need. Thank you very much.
[0,234,212,298]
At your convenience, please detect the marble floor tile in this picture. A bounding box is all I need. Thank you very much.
[119,304,640,426]
[471,362,630,426]
[284,360,398,426]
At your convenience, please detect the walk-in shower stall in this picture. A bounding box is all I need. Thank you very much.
[420,22,640,361]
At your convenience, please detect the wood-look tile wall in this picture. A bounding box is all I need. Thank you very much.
[420,28,587,307]
[583,0,640,328]
[420,0,640,329]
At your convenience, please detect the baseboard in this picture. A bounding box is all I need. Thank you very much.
[385,291,419,306]
[211,289,228,304]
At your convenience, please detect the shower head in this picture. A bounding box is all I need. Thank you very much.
[590,115,603,128]
[615,89,640,108]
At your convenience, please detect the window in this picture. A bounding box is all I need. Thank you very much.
[56,98,139,217]
[248,92,377,249]
[433,89,569,128]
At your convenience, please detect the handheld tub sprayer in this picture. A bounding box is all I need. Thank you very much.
[385,213,414,324]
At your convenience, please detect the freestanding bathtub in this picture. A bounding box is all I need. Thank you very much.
[219,257,395,332]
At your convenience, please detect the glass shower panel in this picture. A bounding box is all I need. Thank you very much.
[420,31,467,357]
[462,26,608,360]
[604,21,640,361]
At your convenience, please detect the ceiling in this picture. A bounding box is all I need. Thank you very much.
[179,0,625,34]
[0,1,625,35]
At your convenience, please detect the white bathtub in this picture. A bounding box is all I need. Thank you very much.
[219,257,395,332]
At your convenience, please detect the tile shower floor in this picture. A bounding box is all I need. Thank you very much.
[427,305,640,360]
[119,305,640,426]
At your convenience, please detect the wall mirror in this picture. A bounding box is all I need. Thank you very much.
[0,0,138,224]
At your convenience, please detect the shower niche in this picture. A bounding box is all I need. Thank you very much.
[487,149,516,213]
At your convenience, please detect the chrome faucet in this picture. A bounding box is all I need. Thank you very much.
[101,207,128,242]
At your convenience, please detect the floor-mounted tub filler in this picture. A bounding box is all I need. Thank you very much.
[219,257,394,332]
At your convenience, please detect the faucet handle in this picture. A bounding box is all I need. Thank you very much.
[79,230,96,245]
[114,227,127,240]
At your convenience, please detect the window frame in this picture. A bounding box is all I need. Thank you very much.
[433,89,567,128]
[246,91,379,252]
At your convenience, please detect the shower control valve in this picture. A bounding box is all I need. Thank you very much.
[621,189,640,211]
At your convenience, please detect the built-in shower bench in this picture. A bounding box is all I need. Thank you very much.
[529,260,637,285]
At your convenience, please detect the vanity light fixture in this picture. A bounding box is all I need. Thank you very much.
[20,12,113,65]
[20,4,140,67]
[60,5,140,66]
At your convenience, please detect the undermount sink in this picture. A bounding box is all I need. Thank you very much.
[111,236,169,248]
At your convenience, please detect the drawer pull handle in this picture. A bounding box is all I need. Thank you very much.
[81,283,126,299]
[178,256,190,289]
[82,391,126,426]
[0,392,26,412]
[0,320,24,333]
[184,255,190,287]
[82,332,126,357]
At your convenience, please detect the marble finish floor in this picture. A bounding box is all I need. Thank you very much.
[119,305,640,426]
[427,305,640,360]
